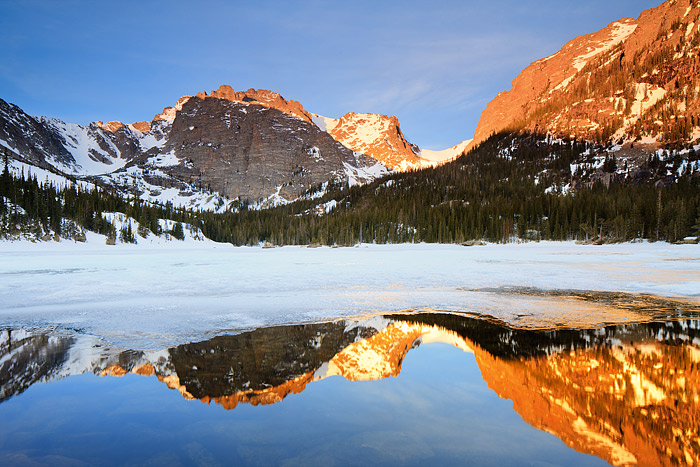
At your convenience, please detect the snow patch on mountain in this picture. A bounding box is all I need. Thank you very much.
[342,159,390,187]
[419,139,472,165]
[133,125,168,151]
[251,185,290,210]
[99,165,237,214]
[310,113,338,132]
[40,117,128,176]
[147,150,180,168]
[572,21,638,72]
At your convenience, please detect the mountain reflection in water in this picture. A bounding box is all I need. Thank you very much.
[2,313,699,466]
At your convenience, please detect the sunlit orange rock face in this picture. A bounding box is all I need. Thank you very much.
[129,121,152,133]
[326,113,423,171]
[95,121,125,133]
[156,374,196,400]
[473,0,700,145]
[195,85,314,124]
[133,364,155,376]
[100,364,128,377]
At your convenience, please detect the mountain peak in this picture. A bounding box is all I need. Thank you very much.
[95,120,125,132]
[473,0,700,146]
[153,95,192,123]
[193,85,314,124]
[88,85,464,171]
[325,111,423,170]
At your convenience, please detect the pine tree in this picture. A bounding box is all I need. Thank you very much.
[692,214,700,237]
[119,221,136,244]
[171,222,184,241]
[0,150,10,199]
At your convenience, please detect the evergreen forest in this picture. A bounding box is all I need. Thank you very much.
[2,132,700,246]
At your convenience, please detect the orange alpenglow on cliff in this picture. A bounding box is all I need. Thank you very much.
[473,0,700,146]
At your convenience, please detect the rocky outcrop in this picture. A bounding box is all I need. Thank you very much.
[0,99,74,169]
[95,120,125,132]
[473,0,700,146]
[152,95,193,124]
[195,85,314,124]
[324,112,423,170]
[145,95,383,202]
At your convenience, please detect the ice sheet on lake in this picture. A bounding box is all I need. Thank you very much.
[0,241,698,349]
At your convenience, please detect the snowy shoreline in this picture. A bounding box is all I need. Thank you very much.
[1,233,698,251]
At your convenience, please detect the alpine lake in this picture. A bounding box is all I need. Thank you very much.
[1,243,699,466]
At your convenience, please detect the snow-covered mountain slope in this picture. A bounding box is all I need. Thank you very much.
[38,117,132,175]
[0,99,76,171]
[0,91,390,210]
[419,139,472,165]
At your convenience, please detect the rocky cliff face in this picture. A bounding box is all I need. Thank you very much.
[156,95,384,202]
[0,88,389,209]
[473,0,700,147]
[319,112,424,170]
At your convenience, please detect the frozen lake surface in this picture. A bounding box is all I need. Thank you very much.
[1,239,699,348]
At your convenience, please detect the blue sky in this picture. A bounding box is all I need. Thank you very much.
[0,0,661,149]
